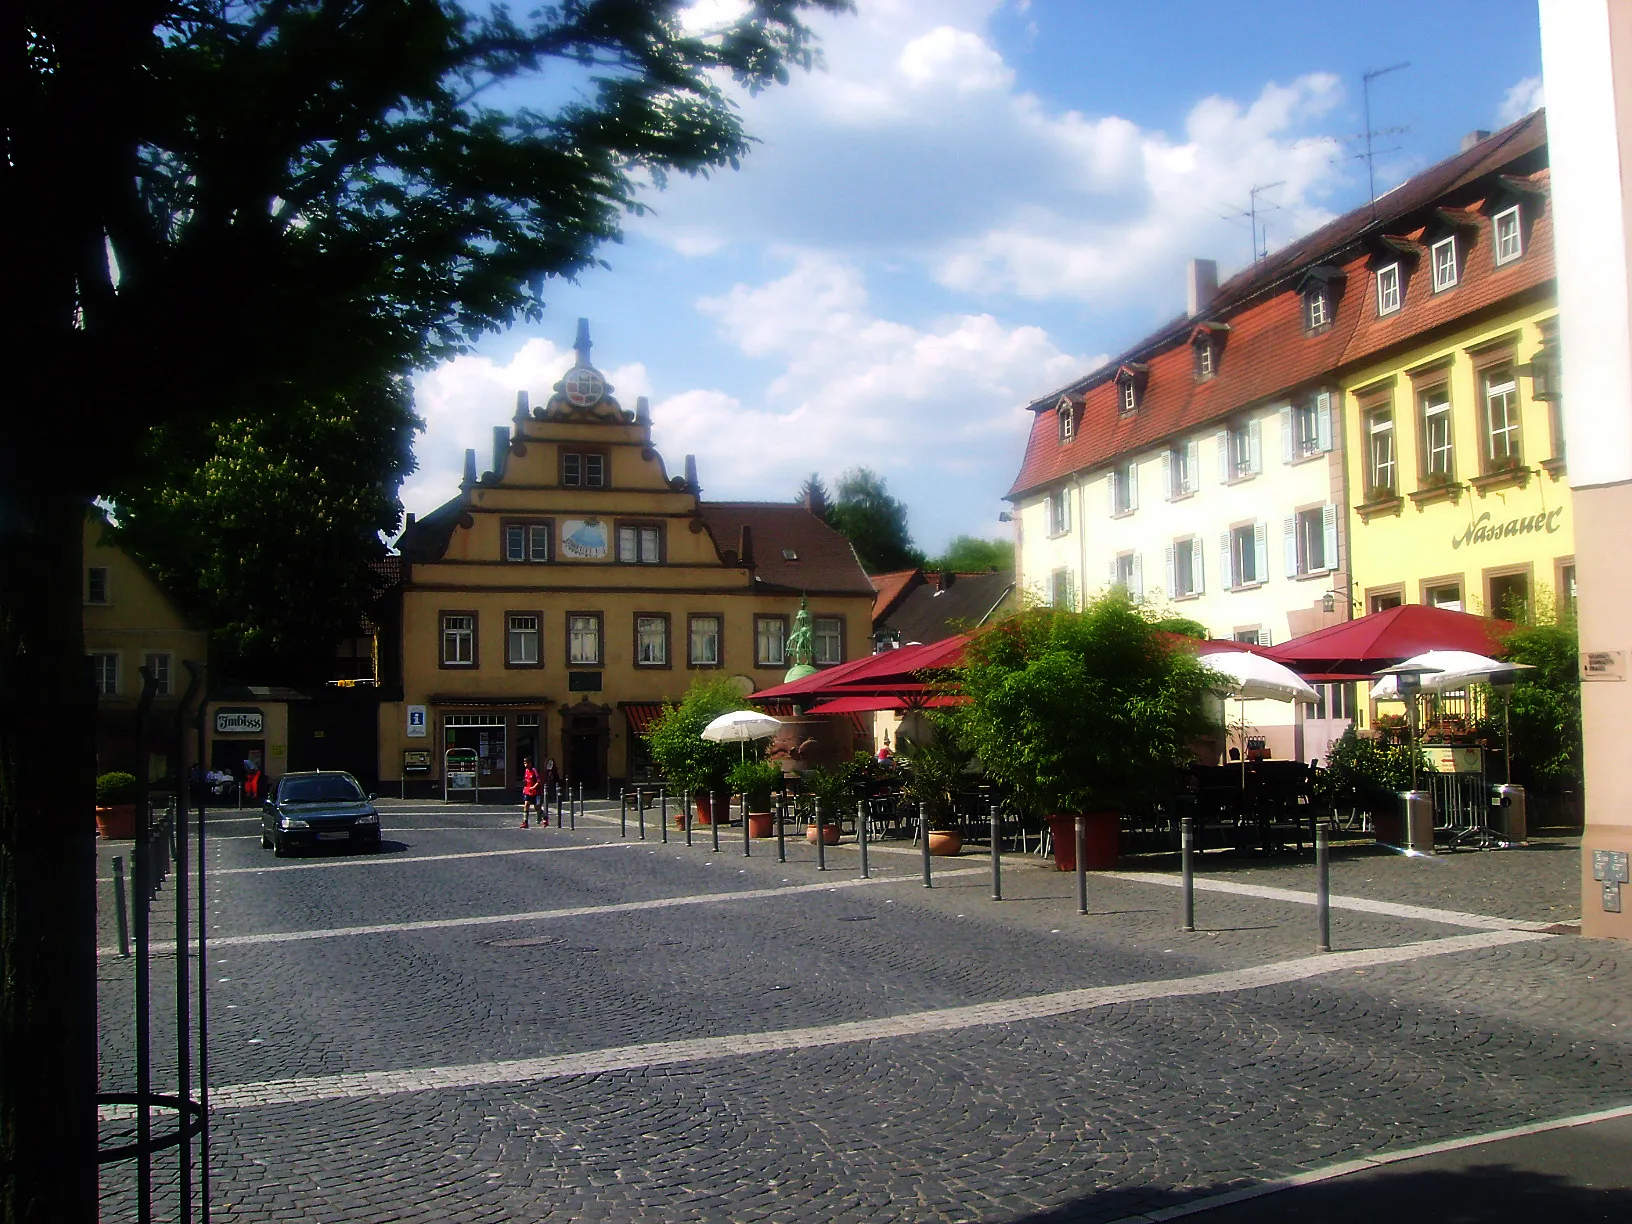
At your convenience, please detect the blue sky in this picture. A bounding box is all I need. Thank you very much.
[408,0,1546,556]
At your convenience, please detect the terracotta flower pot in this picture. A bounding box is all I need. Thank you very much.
[806,824,841,845]
[927,829,962,856]
[694,793,714,825]
[96,805,137,841]
[747,812,775,838]
[1046,811,1120,871]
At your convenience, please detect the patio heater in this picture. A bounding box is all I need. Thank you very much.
[1372,662,1443,788]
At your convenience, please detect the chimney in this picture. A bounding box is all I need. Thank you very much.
[573,317,593,367]
[492,426,509,480]
[635,395,651,425]
[738,524,754,567]
[1187,258,1218,317]
[461,448,477,489]
[1461,129,1492,153]
[684,454,699,495]
[404,512,416,529]
[514,389,529,421]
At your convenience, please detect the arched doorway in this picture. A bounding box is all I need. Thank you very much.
[560,699,609,792]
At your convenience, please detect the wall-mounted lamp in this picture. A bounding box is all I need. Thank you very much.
[1519,341,1560,401]
[997,511,1013,523]
[1321,586,1359,614]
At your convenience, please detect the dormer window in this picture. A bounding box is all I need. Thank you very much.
[1431,236,1459,291]
[1297,267,1344,335]
[1056,396,1077,443]
[1376,263,1401,316]
[1113,364,1146,415]
[1195,336,1214,379]
[1493,204,1522,265]
[1304,285,1329,331]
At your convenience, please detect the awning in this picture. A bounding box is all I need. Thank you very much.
[1265,604,1510,675]
[621,703,667,736]
[806,695,965,715]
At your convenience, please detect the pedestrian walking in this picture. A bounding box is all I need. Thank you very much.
[543,756,561,807]
[520,757,546,827]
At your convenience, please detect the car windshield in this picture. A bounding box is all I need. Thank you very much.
[280,776,363,804]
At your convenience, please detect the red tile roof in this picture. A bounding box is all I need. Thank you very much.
[869,569,923,623]
[1009,111,1552,501]
[695,503,874,596]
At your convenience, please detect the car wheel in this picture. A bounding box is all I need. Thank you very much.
[261,831,273,849]
[272,834,289,858]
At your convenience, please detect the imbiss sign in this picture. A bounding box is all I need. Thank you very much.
[215,709,264,734]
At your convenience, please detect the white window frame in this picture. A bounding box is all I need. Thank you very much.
[1431,236,1459,292]
[754,616,786,668]
[568,614,602,665]
[1111,551,1143,600]
[442,614,476,666]
[91,651,119,696]
[617,524,661,564]
[1222,419,1260,482]
[1050,568,1075,610]
[1483,370,1521,466]
[1367,409,1396,495]
[1164,440,1198,498]
[635,615,668,666]
[688,615,720,667]
[1110,462,1138,517]
[562,452,607,488]
[86,566,111,605]
[813,616,843,666]
[1376,263,1401,316]
[142,652,172,697]
[507,614,540,665]
[1227,522,1264,589]
[1304,286,1329,330]
[1058,400,1074,442]
[1195,337,1214,378]
[1046,489,1070,537]
[1168,536,1203,600]
[1425,582,1463,612]
[1421,388,1454,480]
[1493,205,1522,265]
[1119,378,1138,414]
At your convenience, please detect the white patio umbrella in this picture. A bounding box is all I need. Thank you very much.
[701,709,784,760]
[1201,652,1319,783]
[1368,650,1534,699]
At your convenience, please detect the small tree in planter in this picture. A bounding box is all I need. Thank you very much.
[643,677,751,824]
[727,758,783,836]
[95,772,140,840]
[954,594,1219,869]
[798,755,865,842]
[896,728,976,853]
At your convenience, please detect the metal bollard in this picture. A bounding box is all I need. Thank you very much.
[989,794,1002,902]
[576,781,583,827]
[710,791,720,853]
[1316,822,1332,953]
[1181,815,1195,932]
[685,793,693,847]
[742,791,751,858]
[660,786,668,844]
[112,855,130,959]
[920,800,932,888]
[620,788,628,838]
[1075,815,1088,915]
[776,788,787,863]
[638,787,646,841]
[857,799,870,879]
[814,797,827,871]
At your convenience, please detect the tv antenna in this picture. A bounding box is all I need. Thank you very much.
[1216,181,1284,264]
[1362,62,1410,217]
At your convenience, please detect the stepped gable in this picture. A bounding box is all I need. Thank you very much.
[1008,110,1550,501]
[695,502,874,595]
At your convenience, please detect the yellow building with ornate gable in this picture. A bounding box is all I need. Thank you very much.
[382,322,874,797]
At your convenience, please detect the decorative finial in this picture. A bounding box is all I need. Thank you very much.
[574,317,592,367]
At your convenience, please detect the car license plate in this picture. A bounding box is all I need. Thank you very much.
[317,831,349,841]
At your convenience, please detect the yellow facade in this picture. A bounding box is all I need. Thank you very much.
[83,513,209,780]
[1344,302,1572,624]
[384,347,873,795]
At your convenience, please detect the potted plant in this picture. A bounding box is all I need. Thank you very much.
[643,678,751,826]
[728,758,783,838]
[897,730,973,855]
[799,758,859,844]
[95,771,139,840]
[954,593,1218,871]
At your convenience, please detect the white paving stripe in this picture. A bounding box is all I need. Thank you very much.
[1108,870,1559,932]
[99,866,988,956]
[209,839,634,876]
[1105,1099,1632,1222]
[210,928,1546,1110]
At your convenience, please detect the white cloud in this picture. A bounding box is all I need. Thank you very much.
[1498,75,1544,126]
[636,2,1350,308]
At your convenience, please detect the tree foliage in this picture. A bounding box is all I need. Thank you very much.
[827,467,925,573]
[927,535,1011,573]
[1479,610,1582,788]
[1317,726,1429,812]
[953,594,1219,816]
[796,473,832,519]
[643,678,752,796]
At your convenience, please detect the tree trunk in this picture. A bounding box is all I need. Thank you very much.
[0,492,99,1223]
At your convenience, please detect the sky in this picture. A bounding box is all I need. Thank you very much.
[406,0,1547,556]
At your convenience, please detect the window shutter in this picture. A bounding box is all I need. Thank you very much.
[1192,537,1205,594]
[1216,430,1229,482]
[1248,418,1263,473]
[1127,462,1138,511]
[1322,503,1339,572]
[1109,556,1119,588]
[1132,552,1144,600]
[1186,439,1200,492]
[1283,516,1298,578]
[1280,406,1294,463]
[1254,521,1268,582]
[1162,449,1173,499]
[1219,532,1233,591]
[1316,391,1333,452]
[1257,628,1274,648]
[1165,545,1175,596]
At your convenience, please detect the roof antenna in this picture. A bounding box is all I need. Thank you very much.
[1363,62,1410,219]
[1215,181,1283,264]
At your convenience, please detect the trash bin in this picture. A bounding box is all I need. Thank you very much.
[1491,784,1527,844]
[1400,790,1435,855]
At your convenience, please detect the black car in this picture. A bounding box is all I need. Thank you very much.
[260,771,382,856]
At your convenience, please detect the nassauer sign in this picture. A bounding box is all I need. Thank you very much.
[1451,507,1563,550]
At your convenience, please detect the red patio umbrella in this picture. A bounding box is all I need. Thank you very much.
[1265,604,1511,676]
[752,632,973,704]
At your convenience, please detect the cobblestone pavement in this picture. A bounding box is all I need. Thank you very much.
[96,804,1630,1222]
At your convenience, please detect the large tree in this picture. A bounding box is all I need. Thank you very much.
[827,467,925,573]
[3,3,843,1218]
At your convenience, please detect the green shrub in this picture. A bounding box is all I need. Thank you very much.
[727,758,783,809]
[642,677,751,796]
[1317,727,1428,810]
[1475,612,1581,789]
[896,729,975,826]
[96,772,138,806]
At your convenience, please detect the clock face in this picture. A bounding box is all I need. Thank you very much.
[562,366,605,407]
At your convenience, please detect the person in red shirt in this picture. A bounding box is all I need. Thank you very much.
[520,758,545,828]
